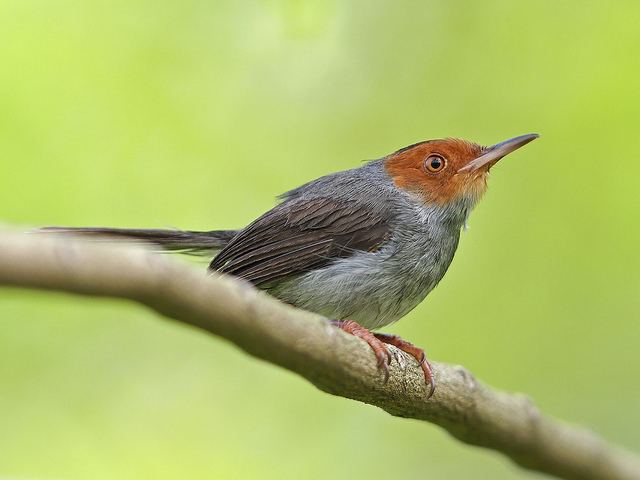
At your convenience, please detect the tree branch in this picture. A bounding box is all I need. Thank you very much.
[0,231,638,480]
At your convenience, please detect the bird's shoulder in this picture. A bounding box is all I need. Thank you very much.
[209,161,399,285]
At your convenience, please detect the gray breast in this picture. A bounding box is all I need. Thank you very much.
[269,200,463,330]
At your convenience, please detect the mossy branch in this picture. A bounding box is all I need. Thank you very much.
[0,231,638,480]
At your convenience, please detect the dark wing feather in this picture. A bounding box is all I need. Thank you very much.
[209,197,389,286]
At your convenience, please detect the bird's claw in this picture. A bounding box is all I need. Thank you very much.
[374,332,436,399]
[331,320,392,383]
[331,320,435,397]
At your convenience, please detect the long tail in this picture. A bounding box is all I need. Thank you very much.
[37,226,237,256]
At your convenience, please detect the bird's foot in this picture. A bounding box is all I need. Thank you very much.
[331,321,436,397]
[331,320,392,382]
[373,333,435,399]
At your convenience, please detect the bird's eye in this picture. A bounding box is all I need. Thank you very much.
[424,155,447,173]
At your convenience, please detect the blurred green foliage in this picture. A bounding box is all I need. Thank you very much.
[1,1,639,479]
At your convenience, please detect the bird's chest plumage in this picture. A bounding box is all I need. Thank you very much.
[268,209,461,330]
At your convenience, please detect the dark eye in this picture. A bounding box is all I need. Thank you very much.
[424,154,446,173]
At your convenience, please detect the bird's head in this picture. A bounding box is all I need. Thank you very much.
[385,134,538,207]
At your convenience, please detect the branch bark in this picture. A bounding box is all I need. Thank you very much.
[0,231,638,480]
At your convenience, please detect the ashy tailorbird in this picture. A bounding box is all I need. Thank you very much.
[44,133,539,398]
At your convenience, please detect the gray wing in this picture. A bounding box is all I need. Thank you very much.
[209,197,390,286]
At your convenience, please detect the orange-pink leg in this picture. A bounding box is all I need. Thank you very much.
[331,320,392,381]
[373,332,435,398]
[331,320,435,398]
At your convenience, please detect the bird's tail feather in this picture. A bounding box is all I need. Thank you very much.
[37,226,237,256]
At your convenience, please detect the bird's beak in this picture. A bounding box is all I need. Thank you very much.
[458,133,539,172]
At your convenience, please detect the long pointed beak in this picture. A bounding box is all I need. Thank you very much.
[458,133,539,172]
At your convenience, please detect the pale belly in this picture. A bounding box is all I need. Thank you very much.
[266,236,459,329]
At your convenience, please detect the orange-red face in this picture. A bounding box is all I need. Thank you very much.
[385,138,487,205]
[384,135,538,205]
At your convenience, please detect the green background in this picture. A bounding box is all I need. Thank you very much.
[1,1,639,479]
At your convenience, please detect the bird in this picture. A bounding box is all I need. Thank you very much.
[42,133,539,398]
